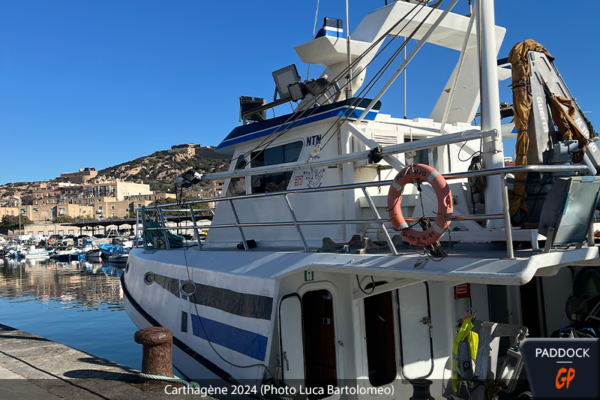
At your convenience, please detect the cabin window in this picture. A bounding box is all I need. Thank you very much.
[364,290,397,386]
[302,289,337,398]
[251,141,303,193]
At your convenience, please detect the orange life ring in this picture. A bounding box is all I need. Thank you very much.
[387,164,453,246]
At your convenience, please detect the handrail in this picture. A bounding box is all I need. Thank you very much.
[141,164,589,210]
[200,128,499,181]
[137,164,590,259]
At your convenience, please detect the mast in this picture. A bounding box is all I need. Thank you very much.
[345,0,352,99]
[476,0,505,229]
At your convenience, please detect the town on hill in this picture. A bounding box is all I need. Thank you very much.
[0,144,230,236]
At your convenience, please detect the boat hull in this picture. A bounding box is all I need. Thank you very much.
[86,250,103,262]
[108,254,128,263]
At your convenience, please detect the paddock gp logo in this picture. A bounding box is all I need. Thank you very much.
[521,338,599,399]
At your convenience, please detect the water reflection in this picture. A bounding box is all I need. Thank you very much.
[0,259,124,311]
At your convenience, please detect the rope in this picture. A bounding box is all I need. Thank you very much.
[139,372,200,388]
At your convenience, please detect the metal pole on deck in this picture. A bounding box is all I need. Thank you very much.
[345,0,352,100]
[475,0,505,229]
[403,39,407,119]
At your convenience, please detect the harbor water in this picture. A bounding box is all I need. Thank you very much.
[0,258,141,370]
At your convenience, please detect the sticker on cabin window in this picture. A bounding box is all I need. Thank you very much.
[304,167,325,188]
[304,271,314,281]
[306,135,322,146]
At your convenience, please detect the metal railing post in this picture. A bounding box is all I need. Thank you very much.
[229,200,248,251]
[283,194,309,251]
[500,174,515,259]
[157,208,171,250]
[136,209,140,248]
[362,188,398,255]
[189,204,203,251]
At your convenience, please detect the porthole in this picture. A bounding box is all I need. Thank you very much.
[144,272,155,285]
[180,280,196,296]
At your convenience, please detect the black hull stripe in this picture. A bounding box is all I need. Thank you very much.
[153,273,273,320]
[120,274,234,384]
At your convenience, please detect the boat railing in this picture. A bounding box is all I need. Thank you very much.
[136,164,590,259]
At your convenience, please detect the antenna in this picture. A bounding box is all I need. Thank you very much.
[345,0,352,99]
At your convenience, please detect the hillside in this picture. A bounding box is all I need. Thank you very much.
[0,147,232,202]
[97,148,231,193]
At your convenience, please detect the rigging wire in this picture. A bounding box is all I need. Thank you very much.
[310,2,441,154]
[235,0,427,169]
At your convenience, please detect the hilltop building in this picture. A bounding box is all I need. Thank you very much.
[169,144,199,156]
[58,167,98,183]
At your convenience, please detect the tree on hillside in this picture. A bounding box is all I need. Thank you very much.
[20,194,33,205]
[53,215,76,224]
[1,215,33,234]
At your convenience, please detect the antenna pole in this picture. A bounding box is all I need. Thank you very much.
[476,0,505,229]
[345,0,352,99]
[403,38,407,119]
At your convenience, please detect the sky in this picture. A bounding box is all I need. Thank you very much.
[1,0,599,184]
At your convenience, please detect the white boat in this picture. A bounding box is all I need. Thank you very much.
[53,248,78,261]
[108,251,129,264]
[123,1,600,399]
[23,246,53,260]
[86,248,103,262]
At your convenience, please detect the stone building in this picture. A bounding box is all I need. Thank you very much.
[59,167,98,183]
[169,144,198,156]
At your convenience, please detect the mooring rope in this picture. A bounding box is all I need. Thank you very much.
[139,372,201,388]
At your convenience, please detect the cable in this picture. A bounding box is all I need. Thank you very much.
[181,238,275,379]
[356,274,376,295]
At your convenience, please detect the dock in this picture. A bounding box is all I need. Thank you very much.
[0,323,192,399]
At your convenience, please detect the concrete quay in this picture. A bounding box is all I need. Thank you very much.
[0,323,195,399]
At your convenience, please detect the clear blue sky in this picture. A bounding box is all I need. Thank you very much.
[1,0,598,184]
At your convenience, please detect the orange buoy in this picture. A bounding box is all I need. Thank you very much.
[387,164,453,246]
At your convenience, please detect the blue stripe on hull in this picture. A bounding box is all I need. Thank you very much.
[191,314,268,361]
[218,107,378,150]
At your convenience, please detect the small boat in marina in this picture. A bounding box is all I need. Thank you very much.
[70,243,93,261]
[107,249,129,264]
[53,247,78,262]
[24,250,53,260]
[86,248,103,262]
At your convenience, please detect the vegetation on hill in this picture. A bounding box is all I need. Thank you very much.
[0,146,232,200]
[96,149,230,193]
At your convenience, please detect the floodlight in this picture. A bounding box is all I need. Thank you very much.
[174,169,203,188]
[288,82,306,102]
[272,65,300,100]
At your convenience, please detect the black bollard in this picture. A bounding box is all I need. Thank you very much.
[410,379,434,400]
